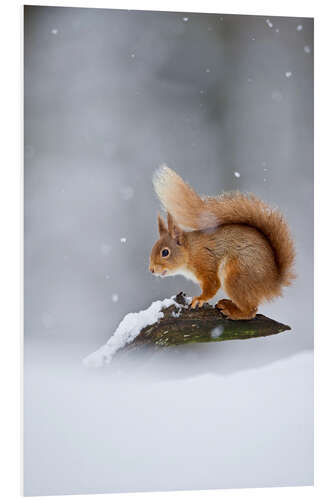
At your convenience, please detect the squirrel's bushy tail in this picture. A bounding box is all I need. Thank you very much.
[153,165,295,287]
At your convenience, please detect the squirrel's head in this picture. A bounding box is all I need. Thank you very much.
[149,213,187,277]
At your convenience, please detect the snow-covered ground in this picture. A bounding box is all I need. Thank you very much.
[24,340,313,496]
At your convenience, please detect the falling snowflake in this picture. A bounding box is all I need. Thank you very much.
[234,172,240,178]
[210,326,224,339]
[285,71,292,79]
[297,24,303,31]
[120,237,127,243]
[182,17,189,22]
[205,68,211,73]
[266,19,273,28]
[304,45,311,54]
[130,53,136,59]
[111,293,119,303]
[51,28,58,35]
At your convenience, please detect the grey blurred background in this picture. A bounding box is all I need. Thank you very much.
[24,6,313,497]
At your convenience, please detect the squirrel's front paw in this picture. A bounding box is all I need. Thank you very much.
[191,297,206,309]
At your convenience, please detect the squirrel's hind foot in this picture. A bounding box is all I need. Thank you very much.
[216,299,257,320]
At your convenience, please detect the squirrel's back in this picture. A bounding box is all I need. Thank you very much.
[153,165,296,288]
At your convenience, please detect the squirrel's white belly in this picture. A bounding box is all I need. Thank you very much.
[171,263,226,288]
[171,266,199,284]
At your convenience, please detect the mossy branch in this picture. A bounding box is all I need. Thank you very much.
[123,292,291,351]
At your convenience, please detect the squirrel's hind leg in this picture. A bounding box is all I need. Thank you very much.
[216,299,257,320]
[217,257,259,320]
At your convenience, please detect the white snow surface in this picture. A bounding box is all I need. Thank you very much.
[26,348,314,495]
[83,296,187,367]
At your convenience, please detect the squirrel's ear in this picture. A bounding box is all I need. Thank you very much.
[157,214,167,236]
[167,212,184,245]
[167,212,174,235]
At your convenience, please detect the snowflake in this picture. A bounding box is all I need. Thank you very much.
[210,326,224,339]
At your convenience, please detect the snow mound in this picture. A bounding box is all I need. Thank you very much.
[83,296,186,368]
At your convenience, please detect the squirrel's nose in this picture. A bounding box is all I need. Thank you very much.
[150,266,155,274]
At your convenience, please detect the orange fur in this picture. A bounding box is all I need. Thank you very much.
[150,166,296,319]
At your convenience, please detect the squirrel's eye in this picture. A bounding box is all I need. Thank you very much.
[161,248,169,258]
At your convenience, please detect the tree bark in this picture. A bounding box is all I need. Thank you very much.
[123,292,291,352]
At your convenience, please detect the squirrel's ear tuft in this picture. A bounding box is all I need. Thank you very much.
[167,212,184,245]
[157,214,167,236]
[167,212,174,235]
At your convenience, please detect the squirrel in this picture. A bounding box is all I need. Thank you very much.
[149,165,296,320]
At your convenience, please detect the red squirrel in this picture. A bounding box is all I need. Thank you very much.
[149,166,295,320]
